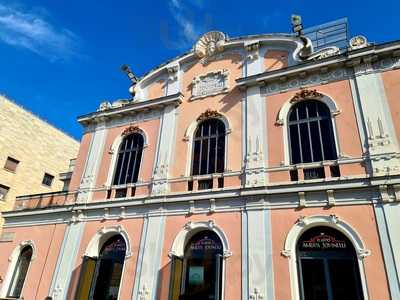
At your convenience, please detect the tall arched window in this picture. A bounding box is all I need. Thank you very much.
[288,100,339,179]
[113,133,144,186]
[169,231,224,300]
[191,119,226,189]
[297,226,364,300]
[7,246,32,298]
[75,235,126,300]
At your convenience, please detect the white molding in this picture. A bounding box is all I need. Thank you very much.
[84,225,132,258]
[169,220,232,258]
[282,215,370,300]
[1,240,36,298]
[277,93,341,165]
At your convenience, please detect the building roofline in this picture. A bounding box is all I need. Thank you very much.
[0,94,80,144]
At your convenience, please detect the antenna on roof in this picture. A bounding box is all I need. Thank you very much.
[291,15,303,36]
[120,64,138,97]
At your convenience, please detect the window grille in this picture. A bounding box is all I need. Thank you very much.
[192,119,226,176]
[113,133,144,186]
[288,100,337,164]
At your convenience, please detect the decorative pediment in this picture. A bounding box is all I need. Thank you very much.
[191,69,229,99]
[122,125,141,136]
[290,89,323,103]
[197,109,223,122]
[194,31,226,59]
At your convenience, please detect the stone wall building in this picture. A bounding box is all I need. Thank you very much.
[0,96,79,213]
[0,24,400,300]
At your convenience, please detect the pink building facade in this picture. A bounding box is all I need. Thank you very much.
[0,30,400,300]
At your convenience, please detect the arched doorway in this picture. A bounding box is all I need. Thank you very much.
[75,234,126,300]
[170,230,224,300]
[297,226,364,300]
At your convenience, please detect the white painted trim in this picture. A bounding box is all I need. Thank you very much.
[169,220,232,258]
[282,215,371,300]
[183,113,232,176]
[277,93,341,165]
[0,240,36,298]
[106,129,149,187]
[84,225,132,258]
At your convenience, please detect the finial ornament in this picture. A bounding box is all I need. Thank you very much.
[291,89,323,103]
[122,125,141,136]
[349,35,369,50]
[194,31,226,59]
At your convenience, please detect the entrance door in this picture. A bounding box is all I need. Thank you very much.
[297,226,364,300]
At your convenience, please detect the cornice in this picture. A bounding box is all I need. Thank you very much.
[236,40,400,89]
[77,92,183,125]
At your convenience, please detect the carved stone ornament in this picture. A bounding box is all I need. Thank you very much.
[197,109,223,122]
[191,69,229,99]
[194,31,226,59]
[349,35,368,50]
[291,89,323,103]
[98,101,111,111]
[307,46,340,60]
[122,125,141,136]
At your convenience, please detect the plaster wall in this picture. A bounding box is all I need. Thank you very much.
[271,205,390,300]
[172,53,243,177]
[68,219,143,300]
[381,69,400,142]
[266,80,363,170]
[94,118,160,198]
[158,212,242,300]
[0,223,66,300]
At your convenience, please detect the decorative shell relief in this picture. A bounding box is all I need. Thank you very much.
[349,35,369,50]
[197,109,223,122]
[290,89,323,103]
[194,31,226,58]
[122,125,141,136]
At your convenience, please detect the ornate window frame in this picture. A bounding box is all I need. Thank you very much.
[168,221,231,300]
[282,215,370,300]
[276,91,341,165]
[106,126,149,187]
[0,240,36,298]
[84,225,132,259]
[183,110,232,177]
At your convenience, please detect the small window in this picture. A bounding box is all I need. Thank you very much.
[0,184,9,201]
[4,157,19,172]
[42,173,54,187]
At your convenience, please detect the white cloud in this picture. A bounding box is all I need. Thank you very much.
[168,0,205,48]
[0,3,81,61]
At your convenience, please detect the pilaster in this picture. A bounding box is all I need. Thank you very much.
[244,204,274,300]
[132,215,166,300]
[48,215,85,299]
[76,121,107,203]
[151,104,178,195]
[353,61,400,175]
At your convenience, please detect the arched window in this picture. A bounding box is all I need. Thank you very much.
[75,235,126,300]
[297,226,364,300]
[191,119,226,189]
[7,246,32,298]
[288,100,337,164]
[113,133,144,185]
[288,100,339,180]
[169,231,224,300]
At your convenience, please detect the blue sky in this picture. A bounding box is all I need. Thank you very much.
[0,0,398,140]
